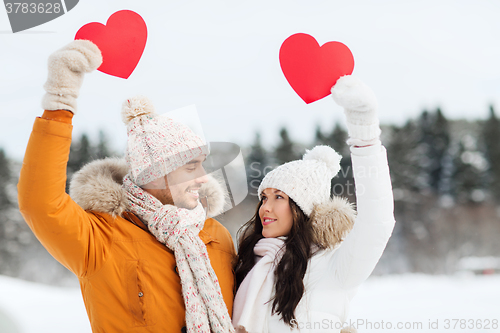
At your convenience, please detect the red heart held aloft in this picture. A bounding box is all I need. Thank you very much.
[279,33,354,104]
[75,10,147,79]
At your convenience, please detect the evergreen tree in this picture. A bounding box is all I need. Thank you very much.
[387,119,423,192]
[0,149,11,209]
[482,105,500,201]
[274,127,299,164]
[328,123,348,156]
[312,122,352,199]
[246,132,268,196]
[96,130,112,159]
[414,109,451,194]
[314,124,326,145]
[389,109,451,195]
[0,148,18,276]
[66,132,115,192]
[314,123,348,156]
[0,148,12,273]
[451,134,488,203]
[68,133,93,173]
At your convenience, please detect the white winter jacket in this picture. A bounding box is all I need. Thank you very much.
[237,144,395,333]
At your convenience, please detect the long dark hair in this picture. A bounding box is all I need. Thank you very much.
[235,198,314,326]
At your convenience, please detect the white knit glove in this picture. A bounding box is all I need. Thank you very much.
[331,75,381,146]
[42,40,102,114]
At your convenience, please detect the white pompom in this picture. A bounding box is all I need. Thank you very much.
[303,145,342,177]
[121,96,156,125]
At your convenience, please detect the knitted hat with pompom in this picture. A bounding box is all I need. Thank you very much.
[258,145,356,248]
[122,96,208,186]
[258,145,342,216]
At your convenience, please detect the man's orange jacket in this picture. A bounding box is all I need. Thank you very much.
[18,111,236,332]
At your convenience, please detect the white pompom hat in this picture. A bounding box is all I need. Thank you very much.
[258,145,342,216]
[258,145,356,248]
[122,96,208,186]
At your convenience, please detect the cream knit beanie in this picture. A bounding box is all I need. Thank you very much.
[122,96,208,186]
[258,145,342,216]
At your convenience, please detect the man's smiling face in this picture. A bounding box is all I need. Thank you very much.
[143,155,208,209]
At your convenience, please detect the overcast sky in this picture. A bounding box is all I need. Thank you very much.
[1,0,500,160]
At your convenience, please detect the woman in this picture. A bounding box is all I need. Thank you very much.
[232,75,396,333]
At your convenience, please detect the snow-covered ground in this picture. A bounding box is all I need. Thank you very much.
[0,275,90,333]
[349,274,500,333]
[0,274,498,333]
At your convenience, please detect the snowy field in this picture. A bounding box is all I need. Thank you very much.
[348,274,500,333]
[0,274,498,333]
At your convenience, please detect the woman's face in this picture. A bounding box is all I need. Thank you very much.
[259,188,294,238]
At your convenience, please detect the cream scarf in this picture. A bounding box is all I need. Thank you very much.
[232,237,286,333]
[123,175,234,333]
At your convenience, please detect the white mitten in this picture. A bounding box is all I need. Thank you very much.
[42,40,102,114]
[331,75,381,146]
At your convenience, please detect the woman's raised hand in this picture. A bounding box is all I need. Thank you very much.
[331,75,381,147]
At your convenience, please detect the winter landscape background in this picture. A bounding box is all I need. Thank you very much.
[1,1,500,332]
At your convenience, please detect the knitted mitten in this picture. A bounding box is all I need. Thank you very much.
[331,75,381,146]
[42,40,102,114]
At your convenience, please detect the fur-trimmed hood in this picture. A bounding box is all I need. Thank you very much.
[310,196,357,249]
[69,158,227,218]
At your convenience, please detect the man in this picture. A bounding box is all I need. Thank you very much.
[18,40,236,333]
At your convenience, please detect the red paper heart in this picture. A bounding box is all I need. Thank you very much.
[279,33,354,104]
[75,10,147,79]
